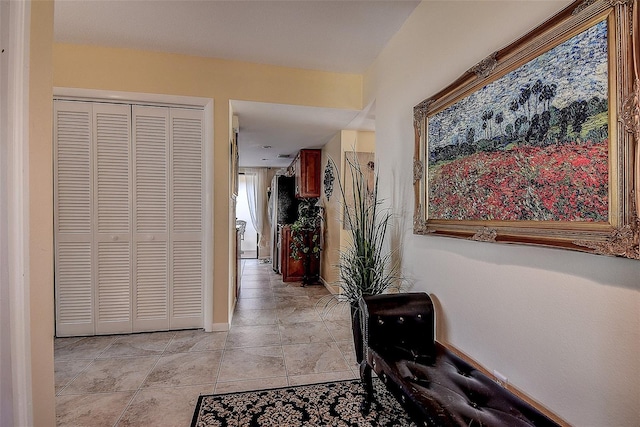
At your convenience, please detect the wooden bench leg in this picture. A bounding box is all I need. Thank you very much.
[360,360,373,414]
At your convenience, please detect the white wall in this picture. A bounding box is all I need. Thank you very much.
[0,2,14,423]
[365,1,640,426]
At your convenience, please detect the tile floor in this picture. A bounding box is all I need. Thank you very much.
[54,259,357,426]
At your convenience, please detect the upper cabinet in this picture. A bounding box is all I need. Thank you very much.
[291,149,321,198]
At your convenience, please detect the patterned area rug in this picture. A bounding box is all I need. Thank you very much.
[191,378,416,427]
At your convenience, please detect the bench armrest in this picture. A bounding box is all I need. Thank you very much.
[359,293,435,361]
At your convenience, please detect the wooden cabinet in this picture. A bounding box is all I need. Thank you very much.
[281,225,320,282]
[292,149,321,198]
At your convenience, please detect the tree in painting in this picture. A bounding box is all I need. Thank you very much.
[427,20,609,222]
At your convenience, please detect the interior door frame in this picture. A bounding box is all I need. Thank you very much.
[53,87,215,332]
[2,0,33,424]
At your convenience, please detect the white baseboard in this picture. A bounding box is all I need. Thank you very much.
[320,277,339,295]
[209,323,229,332]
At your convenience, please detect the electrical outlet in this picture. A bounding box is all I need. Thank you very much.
[493,370,508,386]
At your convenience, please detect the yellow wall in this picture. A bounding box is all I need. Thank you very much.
[30,1,55,425]
[320,133,342,287]
[320,130,375,290]
[52,43,362,326]
[338,131,375,259]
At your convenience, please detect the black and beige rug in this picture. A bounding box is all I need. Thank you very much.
[191,379,416,427]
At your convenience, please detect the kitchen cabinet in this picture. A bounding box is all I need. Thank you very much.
[292,149,321,198]
[281,225,320,282]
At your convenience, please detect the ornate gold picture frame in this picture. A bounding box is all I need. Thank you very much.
[413,0,639,259]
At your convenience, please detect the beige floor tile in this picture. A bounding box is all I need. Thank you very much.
[142,351,221,388]
[240,278,273,289]
[235,297,278,310]
[61,356,159,394]
[231,308,278,326]
[238,287,273,299]
[274,295,315,309]
[324,319,354,341]
[272,286,320,298]
[277,305,323,324]
[117,384,213,427]
[54,336,117,360]
[273,284,329,297]
[217,346,286,382]
[288,370,357,386]
[278,321,332,345]
[282,342,350,376]
[55,359,92,394]
[239,271,265,279]
[303,285,332,296]
[99,332,175,358]
[335,340,358,368]
[56,392,134,427]
[317,300,352,322]
[54,336,84,349]
[226,324,281,348]
[165,330,227,353]
[54,259,365,426]
[214,377,288,394]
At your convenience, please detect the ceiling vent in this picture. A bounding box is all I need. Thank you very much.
[277,154,291,159]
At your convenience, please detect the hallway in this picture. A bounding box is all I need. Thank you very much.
[54,259,356,426]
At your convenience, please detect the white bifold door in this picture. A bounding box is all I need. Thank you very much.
[54,100,204,337]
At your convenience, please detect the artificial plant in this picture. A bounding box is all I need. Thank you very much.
[327,155,402,363]
[290,198,322,285]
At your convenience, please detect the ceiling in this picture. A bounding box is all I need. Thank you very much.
[54,0,420,167]
[231,100,375,168]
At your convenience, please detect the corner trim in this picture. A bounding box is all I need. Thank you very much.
[210,323,229,332]
[53,87,211,109]
[5,1,33,425]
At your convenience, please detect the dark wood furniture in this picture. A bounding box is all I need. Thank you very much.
[359,293,561,427]
[291,149,321,198]
[280,225,319,282]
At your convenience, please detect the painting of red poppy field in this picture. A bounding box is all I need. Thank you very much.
[428,140,608,221]
[427,19,610,222]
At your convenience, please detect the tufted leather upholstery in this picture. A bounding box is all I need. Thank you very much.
[359,293,559,427]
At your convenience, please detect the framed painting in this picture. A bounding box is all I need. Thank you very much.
[413,0,639,259]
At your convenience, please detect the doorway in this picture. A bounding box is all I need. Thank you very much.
[237,174,259,259]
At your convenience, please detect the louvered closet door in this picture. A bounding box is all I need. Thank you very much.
[170,108,204,329]
[132,106,170,331]
[54,101,95,336]
[94,103,132,334]
[55,101,205,336]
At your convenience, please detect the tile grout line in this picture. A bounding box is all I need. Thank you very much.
[111,388,142,427]
[212,259,259,393]
[211,326,230,394]
[272,276,291,386]
[54,336,117,397]
[55,357,95,397]
[111,330,177,426]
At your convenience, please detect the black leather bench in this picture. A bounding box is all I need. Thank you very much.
[359,293,560,427]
